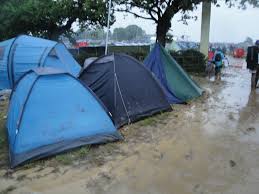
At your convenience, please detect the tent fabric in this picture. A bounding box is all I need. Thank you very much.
[144,45,183,104]
[83,57,98,69]
[79,53,172,128]
[0,38,15,89]
[144,44,203,103]
[7,68,122,168]
[0,35,81,89]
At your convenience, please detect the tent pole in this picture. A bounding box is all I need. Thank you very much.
[105,0,112,55]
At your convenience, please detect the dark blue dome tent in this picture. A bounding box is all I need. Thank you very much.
[7,68,122,168]
[0,35,81,89]
[79,53,172,128]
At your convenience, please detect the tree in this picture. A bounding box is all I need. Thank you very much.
[244,37,254,45]
[112,25,147,42]
[116,0,258,46]
[0,0,112,41]
[76,28,106,40]
[116,0,219,46]
[125,25,147,41]
[231,0,259,8]
[113,27,127,41]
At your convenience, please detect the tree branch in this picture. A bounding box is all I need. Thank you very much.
[117,9,156,21]
[148,8,158,22]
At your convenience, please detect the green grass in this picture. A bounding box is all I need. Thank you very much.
[138,112,171,127]
[0,101,7,146]
[138,117,157,127]
[54,153,75,165]
[53,146,91,166]
[20,145,92,169]
[0,185,16,194]
[0,100,9,169]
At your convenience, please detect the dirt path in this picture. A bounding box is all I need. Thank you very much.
[1,62,259,194]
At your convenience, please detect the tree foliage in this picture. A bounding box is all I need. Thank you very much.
[244,37,254,45]
[0,0,111,41]
[112,25,147,41]
[226,0,259,8]
[76,28,106,41]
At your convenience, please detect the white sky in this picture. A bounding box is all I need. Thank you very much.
[111,3,259,43]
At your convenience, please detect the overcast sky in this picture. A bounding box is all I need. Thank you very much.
[111,3,259,43]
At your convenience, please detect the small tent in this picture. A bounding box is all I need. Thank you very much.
[7,68,122,168]
[0,35,81,89]
[79,54,172,127]
[144,44,203,103]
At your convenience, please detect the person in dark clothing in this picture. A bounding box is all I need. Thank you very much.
[246,40,259,90]
[213,49,224,81]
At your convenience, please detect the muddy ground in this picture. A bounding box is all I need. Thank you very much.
[1,58,259,194]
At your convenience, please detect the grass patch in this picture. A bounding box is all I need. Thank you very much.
[54,153,75,165]
[77,146,91,158]
[156,112,170,121]
[138,117,157,127]
[0,101,8,146]
[52,145,91,166]
[0,100,9,169]
[20,145,92,168]
[0,185,16,194]
[137,112,171,127]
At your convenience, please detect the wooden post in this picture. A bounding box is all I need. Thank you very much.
[200,1,212,57]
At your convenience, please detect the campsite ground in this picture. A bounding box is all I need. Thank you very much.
[1,57,259,194]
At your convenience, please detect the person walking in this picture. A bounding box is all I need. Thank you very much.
[213,48,225,81]
[246,40,259,90]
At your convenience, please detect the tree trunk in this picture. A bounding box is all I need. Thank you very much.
[50,31,60,41]
[156,15,172,47]
[47,24,61,41]
[156,22,167,47]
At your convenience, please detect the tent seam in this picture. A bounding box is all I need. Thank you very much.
[7,35,23,88]
[38,47,49,67]
[113,54,131,125]
[41,42,58,67]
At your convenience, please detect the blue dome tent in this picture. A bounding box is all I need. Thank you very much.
[7,68,122,168]
[0,35,81,89]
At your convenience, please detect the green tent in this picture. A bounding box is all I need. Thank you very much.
[144,43,203,103]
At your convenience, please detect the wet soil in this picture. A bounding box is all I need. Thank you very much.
[1,58,259,194]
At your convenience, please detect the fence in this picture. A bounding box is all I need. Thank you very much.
[69,46,206,75]
[171,50,206,74]
[69,45,150,65]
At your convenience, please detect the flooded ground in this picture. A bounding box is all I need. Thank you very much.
[1,58,259,194]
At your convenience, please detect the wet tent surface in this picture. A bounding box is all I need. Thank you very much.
[7,69,122,168]
[144,44,203,103]
[0,35,81,89]
[80,54,172,127]
[144,44,182,104]
[1,59,259,194]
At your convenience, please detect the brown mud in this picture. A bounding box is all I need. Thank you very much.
[1,58,259,194]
